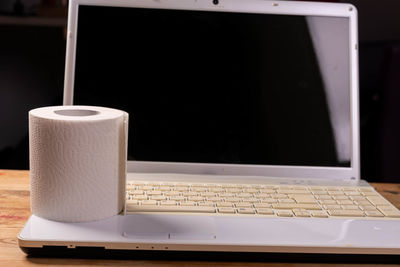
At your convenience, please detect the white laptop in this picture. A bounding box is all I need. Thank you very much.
[19,0,400,260]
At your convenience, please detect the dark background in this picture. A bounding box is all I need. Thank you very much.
[1,0,399,182]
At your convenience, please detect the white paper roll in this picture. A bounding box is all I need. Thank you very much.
[29,106,128,222]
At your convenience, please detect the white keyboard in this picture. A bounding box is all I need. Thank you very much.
[125,181,400,219]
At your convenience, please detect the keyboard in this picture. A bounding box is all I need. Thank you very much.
[125,181,400,219]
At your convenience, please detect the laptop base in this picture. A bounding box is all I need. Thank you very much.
[19,213,400,256]
[20,246,400,264]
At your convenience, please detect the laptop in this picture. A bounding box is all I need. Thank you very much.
[19,0,400,260]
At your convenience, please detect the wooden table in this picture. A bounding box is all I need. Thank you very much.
[1,169,400,266]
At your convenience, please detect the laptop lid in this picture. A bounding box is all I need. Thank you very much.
[63,0,359,181]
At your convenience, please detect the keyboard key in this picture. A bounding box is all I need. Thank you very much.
[126,200,139,205]
[228,184,241,188]
[359,205,377,211]
[328,191,345,195]
[315,195,332,200]
[349,196,365,200]
[182,192,198,197]
[191,187,207,192]
[337,200,354,205]
[218,207,235,214]
[146,190,162,196]
[256,208,274,215]
[242,198,260,203]
[365,210,384,217]
[126,184,137,190]
[326,188,341,192]
[310,211,328,218]
[261,198,278,203]
[188,196,204,201]
[158,186,171,191]
[254,203,272,208]
[377,206,397,211]
[333,195,349,200]
[139,185,153,190]
[276,210,293,217]
[291,195,317,204]
[235,203,253,208]
[255,193,271,198]
[377,207,400,218]
[147,182,161,186]
[278,185,293,190]
[216,202,233,207]
[358,187,375,192]
[164,191,180,196]
[169,196,185,201]
[190,183,206,187]
[141,200,157,205]
[260,189,276,194]
[312,191,328,195]
[292,186,306,190]
[160,200,177,206]
[219,193,235,197]
[150,195,167,201]
[243,188,258,193]
[354,200,371,206]
[342,187,358,191]
[209,187,224,192]
[277,190,308,194]
[367,197,390,206]
[237,208,255,214]
[225,197,241,202]
[132,195,148,200]
[129,190,144,195]
[345,191,362,196]
[201,192,217,197]
[328,210,364,217]
[198,201,215,207]
[278,199,296,204]
[127,205,215,213]
[324,205,342,210]
[226,188,241,193]
[309,186,325,191]
[207,197,223,202]
[180,201,196,206]
[272,203,321,210]
[294,210,311,217]
[161,182,177,186]
[174,186,189,191]
[341,205,360,210]
[271,194,288,199]
[362,191,380,196]
[319,200,337,205]
[262,185,278,189]
[237,193,253,198]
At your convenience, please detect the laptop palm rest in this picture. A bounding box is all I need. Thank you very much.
[122,214,216,240]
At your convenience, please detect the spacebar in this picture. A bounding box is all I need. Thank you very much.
[126,205,216,213]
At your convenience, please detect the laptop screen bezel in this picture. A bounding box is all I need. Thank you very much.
[63,0,360,181]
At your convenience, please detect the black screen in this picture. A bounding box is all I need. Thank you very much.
[73,5,351,167]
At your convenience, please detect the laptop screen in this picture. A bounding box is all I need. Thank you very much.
[73,5,351,168]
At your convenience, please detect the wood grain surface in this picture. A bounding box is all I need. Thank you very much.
[1,169,399,267]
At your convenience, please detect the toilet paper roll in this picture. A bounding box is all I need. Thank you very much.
[29,106,128,222]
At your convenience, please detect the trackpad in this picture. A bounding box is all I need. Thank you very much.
[122,214,216,240]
